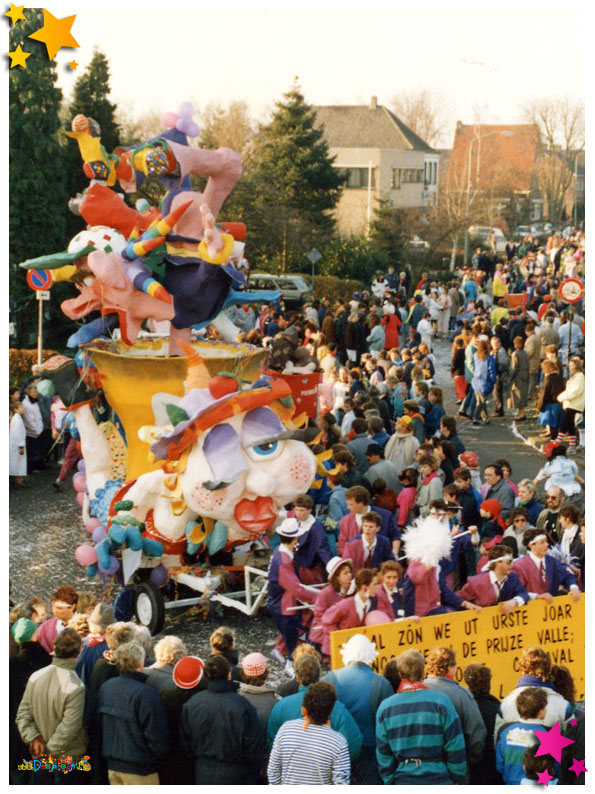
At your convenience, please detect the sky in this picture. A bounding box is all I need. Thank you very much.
[49,5,586,149]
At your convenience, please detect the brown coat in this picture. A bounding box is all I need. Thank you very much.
[524,333,541,374]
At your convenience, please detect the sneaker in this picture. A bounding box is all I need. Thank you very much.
[283,660,295,678]
[270,649,286,668]
[53,479,62,491]
[567,446,577,456]
[472,420,481,426]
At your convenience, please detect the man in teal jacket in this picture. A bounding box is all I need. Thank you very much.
[324,634,393,784]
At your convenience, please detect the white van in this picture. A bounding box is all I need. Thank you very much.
[468,226,507,254]
[249,273,312,306]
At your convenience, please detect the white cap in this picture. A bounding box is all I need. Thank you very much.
[275,517,308,538]
[340,634,378,666]
[326,556,352,579]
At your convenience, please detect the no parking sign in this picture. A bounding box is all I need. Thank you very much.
[26,269,52,291]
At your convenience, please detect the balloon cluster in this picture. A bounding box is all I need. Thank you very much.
[161,101,200,139]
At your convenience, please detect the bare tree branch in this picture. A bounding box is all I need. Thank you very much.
[391,88,447,147]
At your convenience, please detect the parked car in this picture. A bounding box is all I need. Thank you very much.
[249,273,312,306]
[468,226,507,254]
[531,221,553,235]
[513,225,531,241]
[407,237,431,251]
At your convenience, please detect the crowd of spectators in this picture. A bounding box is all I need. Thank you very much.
[9,225,585,784]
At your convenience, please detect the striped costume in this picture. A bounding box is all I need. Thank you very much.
[375,688,468,785]
[267,719,350,785]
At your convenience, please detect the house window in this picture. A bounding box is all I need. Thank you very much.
[336,167,376,189]
[416,169,424,183]
[391,168,401,189]
[432,162,437,185]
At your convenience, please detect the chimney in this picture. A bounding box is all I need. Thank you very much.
[370,96,378,109]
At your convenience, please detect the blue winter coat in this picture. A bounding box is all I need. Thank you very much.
[471,353,497,396]
[98,672,169,775]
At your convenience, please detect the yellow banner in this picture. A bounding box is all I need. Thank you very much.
[329,595,584,700]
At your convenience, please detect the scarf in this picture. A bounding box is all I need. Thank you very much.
[87,632,106,647]
[398,679,429,693]
[422,472,440,486]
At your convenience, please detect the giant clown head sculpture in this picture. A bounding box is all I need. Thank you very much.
[141,342,317,549]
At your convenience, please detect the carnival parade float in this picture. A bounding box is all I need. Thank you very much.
[20,104,323,632]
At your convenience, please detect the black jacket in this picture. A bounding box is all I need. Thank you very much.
[457,487,482,530]
[180,679,265,784]
[470,692,501,784]
[98,671,169,775]
[537,372,565,412]
[159,683,207,785]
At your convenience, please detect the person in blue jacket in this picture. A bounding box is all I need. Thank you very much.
[324,634,393,784]
[471,339,497,426]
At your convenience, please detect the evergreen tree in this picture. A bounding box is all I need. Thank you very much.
[67,48,121,196]
[69,48,120,151]
[9,8,72,347]
[244,80,345,271]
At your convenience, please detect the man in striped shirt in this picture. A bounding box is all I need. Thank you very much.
[375,649,468,785]
[268,682,350,785]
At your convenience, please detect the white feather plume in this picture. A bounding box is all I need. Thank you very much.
[547,544,578,572]
[401,516,453,568]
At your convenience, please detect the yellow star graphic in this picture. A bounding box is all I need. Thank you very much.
[68,59,78,70]
[28,9,79,61]
[5,3,26,25]
[7,43,31,68]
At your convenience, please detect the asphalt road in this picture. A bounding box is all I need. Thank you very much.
[9,338,583,682]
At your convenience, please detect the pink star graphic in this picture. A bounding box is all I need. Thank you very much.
[568,758,587,777]
[536,769,554,786]
[534,721,575,763]
[569,718,578,727]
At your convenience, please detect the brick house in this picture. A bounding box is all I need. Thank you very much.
[313,97,439,235]
[446,122,543,224]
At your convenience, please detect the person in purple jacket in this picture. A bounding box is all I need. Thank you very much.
[268,518,318,677]
[513,529,581,603]
[456,545,529,612]
[292,494,333,585]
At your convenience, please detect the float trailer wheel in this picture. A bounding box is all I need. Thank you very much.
[134,581,166,635]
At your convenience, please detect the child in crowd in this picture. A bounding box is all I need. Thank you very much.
[9,401,27,487]
[370,478,397,515]
[27,597,48,624]
[478,499,507,542]
[496,687,549,784]
[396,468,417,531]
[520,745,558,786]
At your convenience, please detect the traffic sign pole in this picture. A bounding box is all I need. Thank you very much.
[37,293,43,366]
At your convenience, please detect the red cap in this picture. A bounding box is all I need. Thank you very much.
[459,451,479,468]
[173,656,204,689]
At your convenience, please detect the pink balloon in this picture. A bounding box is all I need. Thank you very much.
[85,517,101,534]
[75,544,98,566]
[161,111,178,128]
[76,492,85,507]
[365,610,392,626]
[73,473,86,493]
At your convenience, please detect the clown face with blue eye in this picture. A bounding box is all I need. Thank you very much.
[180,406,317,540]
